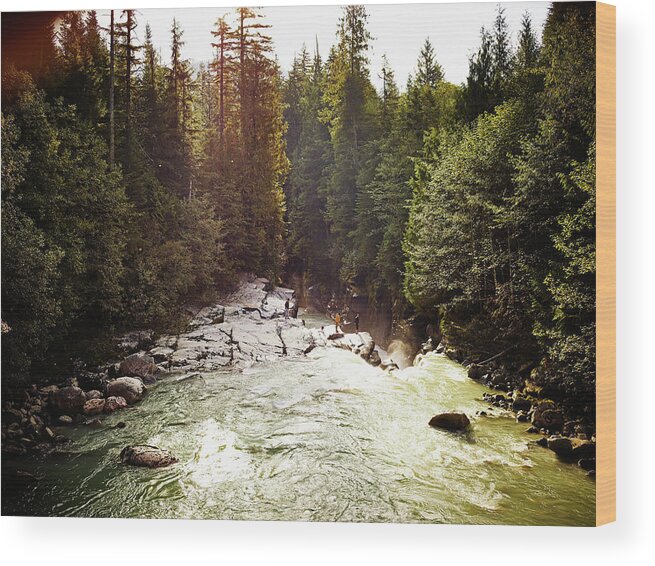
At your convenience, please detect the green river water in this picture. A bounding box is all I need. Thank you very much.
[2,315,595,525]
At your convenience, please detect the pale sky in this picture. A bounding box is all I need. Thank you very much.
[96,2,550,89]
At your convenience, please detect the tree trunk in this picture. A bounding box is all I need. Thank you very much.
[109,10,115,167]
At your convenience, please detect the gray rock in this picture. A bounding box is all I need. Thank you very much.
[368,350,382,366]
[428,412,471,431]
[118,353,156,379]
[58,415,73,425]
[106,377,145,405]
[120,445,178,468]
[85,390,104,400]
[50,386,86,414]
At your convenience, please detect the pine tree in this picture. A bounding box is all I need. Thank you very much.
[115,9,140,169]
[416,38,444,87]
[210,16,237,155]
[109,9,115,166]
[322,5,379,282]
[491,5,511,103]
[284,42,334,288]
[461,27,494,121]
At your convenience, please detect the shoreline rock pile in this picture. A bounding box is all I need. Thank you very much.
[1,352,155,457]
[418,337,596,476]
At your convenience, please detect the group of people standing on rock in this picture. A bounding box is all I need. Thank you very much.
[326,297,360,334]
[284,293,361,334]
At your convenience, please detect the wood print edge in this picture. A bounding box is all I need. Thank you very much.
[595,0,616,527]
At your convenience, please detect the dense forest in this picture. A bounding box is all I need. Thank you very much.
[1,4,595,421]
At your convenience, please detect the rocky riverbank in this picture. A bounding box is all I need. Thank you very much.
[1,275,389,464]
[416,337,597,476]
[2,275,594,476]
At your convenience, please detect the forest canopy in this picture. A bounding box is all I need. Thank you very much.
[1,4,596,422]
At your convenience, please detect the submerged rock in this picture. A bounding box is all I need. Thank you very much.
[106,377,145,405]
[120,445,178,468]
[428,412,471,431]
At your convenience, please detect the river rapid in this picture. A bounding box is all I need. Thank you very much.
[2,313,595,525]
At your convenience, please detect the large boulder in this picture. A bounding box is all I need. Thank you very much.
[106,377,145,405]
[531,401,564,431]
[570,438,596,459]
[104,396,127,413]
[50,386,86,414]
[120,445,178,468]
[429,412,471,431]
[511,395,532,413]
[546,436,596,460]
[546,435,573,456]
[83,398,106,416]
[118,353,156,379]
[467,364,484,380]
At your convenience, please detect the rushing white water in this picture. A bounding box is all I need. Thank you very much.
[2,315,594,524]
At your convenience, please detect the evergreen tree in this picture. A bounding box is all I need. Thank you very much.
[322,5,380,281]
[284,43,334,289]
[416,38,444,87]
[460,27,494,121]
[491,5,511,103]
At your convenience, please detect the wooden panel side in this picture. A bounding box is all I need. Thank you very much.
[595,1,616,527]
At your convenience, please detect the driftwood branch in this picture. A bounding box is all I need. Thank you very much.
[477,345,514,366]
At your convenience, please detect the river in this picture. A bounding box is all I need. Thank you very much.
[2,313,594,525]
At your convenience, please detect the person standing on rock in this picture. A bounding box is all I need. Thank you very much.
[354,313,360,333]
[334,312,342,333]
[284,298,290,320]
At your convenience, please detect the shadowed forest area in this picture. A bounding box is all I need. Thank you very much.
[2,3,596,425]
